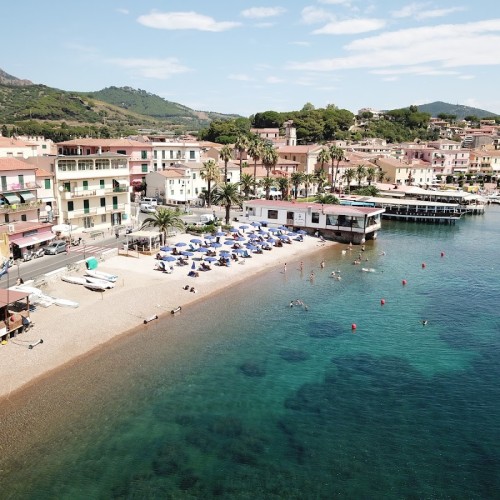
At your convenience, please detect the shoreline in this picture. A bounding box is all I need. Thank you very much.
[0,232,334,401]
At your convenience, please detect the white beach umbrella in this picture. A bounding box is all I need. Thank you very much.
[51,224,79,234]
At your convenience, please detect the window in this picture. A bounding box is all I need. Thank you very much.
[78,160,93,171]
[68,201,74,212]
[83,180,88,191]
[162,151,166,159]
[64,182,71,192]
[18,175,24,188]
[112,196,118,210]
[141,150,147,159]
[83,199,90,214]
[95,159,109,170]
[42,144,47,149]
[100,179,105,189]
[189,150,195,160]
[100,198,106,207]
[170,190,174,195]
[154,151,158,159]
[44,179,51,189]
[311,212,319,223]
[4,214,9,223]
[117,150,126,155]
[268,210,278,219]
[21,214,27,221]
[1,176,7,190]
[192,173,196,179]
[101,214,107,223]
[141,164,148,173]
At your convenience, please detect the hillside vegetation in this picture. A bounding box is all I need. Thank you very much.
[416,101,497,121]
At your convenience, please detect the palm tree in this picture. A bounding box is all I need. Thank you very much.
[234,133,249,191]
[247,135,264,197]
[303,173,316,198]
[212,182,242,225]
[290,171,304,199]
[315,169,327,193]
[277,176,290,200]
[356,164,367,188]
[317,148,330,176]
[376,169,386,183]
[219,144,233,184]
[329,145,345,193]
[200,159,221,208]
[262,143,279,179]
[366,166,377,186]
[240,173,254,199]
[315,193,339,205]
[259,177,276,200]
[141,207,185,243]
[343,168,356,194]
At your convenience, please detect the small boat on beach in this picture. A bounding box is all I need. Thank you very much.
[85,276,115,289]
[61,275,88,285]
[84,283,107,292]
[85,270,118,283]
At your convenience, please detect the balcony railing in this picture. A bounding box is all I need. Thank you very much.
[61,187,130,199]
[0,201,42,213]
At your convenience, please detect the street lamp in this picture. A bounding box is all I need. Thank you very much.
[183,181,188,213]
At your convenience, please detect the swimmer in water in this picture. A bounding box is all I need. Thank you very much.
[421,320,428,326]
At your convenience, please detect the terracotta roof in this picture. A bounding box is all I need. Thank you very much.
[0,136,36,147]
[154,169,187,179]
[278,145,323,154]
[0,221,52,235]
[35,168,53,177]
[0,158,36,171]
[56,138,151,147]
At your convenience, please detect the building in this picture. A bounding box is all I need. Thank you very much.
[0,158,41,225]
[373,156,435,186]
[54,153,131,232]
[145,168,193,208]
[0,136,39,159]
[277,144,324,175]
[243,199,384,244]
[0,220,55,261]
[150,137,202,170]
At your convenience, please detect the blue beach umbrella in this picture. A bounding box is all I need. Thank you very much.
[250,222,260,227]
[215,231,226,237]
[190,238,202,244]
[160,245,173,252]
[232,248,245,254]
[204,256,217,262]
[205,235,215,240]
[268,227,279,233]
[229,227,238,233]
[220,250,230,256]
[258,229,267,235]
[175,242,187,247]
[224,240,235,245]
[267,237,276,244]
[297,229,307,235]
[181,251,194,256]
[239,225,249,230]
[211,242,222,248]
[197,247,209,253]
[278,225,288,230]
[236,236,246,241]
[163,255,176,262]
[287,232,298,237]
[246,244,258,252]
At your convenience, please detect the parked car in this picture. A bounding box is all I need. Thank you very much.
[43,240,67,255]
[142,197,158,206]
[200,213,216,224]
[140,203,157,214]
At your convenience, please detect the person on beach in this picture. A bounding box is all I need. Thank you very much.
[320,260,325,269]
[300,261,303,272]
[309,271,315,281]
[284,263,287,273]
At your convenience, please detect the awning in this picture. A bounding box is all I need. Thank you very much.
[115,180,128,187]
[2,193,20,204]
[19,191,36,202]
[10,233,55,249]
[0,289,30,308]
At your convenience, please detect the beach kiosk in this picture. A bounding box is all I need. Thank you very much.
[0,289,31,343]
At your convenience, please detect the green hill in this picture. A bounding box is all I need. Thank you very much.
[416,101,498,120]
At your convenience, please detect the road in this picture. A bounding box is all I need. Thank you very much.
[0,204,246,289]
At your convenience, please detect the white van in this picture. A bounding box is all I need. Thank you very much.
[142,197,158,206]
[200,214,215,224]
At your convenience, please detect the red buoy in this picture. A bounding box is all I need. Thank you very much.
[351,323,357,330]
[380,299,385,306]
[440,251,445,257]
[422,263,426,269]
[402,279,407,286]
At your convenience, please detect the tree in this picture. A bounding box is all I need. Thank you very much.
[329,145,345,193]
[262,143,278,179]
[290,171,304,199]
[234,133,249,192]
[366,166,377,186]
[240,173,254,199]
[303,173,316,198]
[141,207,185,242]
[355,164,366,187]
[212,182,242,225]
[315,193,339,204]
[315,168,327,193]
[343,168,356,194]
[276,176,290,200]
[376,169,386,183]
[259,177,276,200]
[1,124,8,137]
[219,144,233,183]
[200,159,221,208]
[247,135,264,197]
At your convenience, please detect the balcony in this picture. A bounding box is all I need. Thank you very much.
[0,201,42,213]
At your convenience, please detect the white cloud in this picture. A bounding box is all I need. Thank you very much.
[137,11,240,32]
[301,7,335,25]
[107,58,191,79]
[254,22,276,28]
[382,77,398,81]
[417,7,466,20]
[116,8,129,15]
[287,19,500,72]
[290,41,311,46]
[313,18,386,35]
[266,76,284,84]
[391,3,466,20]
[458,75,475,80]
[228,74,253,81]
[241,7,286,19]
[391,2,427,18]
[372,66,459,76]
[318,0,352,5]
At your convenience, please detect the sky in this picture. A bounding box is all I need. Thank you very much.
[2,0,500,117]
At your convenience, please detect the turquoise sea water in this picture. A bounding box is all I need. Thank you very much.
[1,207,499,499]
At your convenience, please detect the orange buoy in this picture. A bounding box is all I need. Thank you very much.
[380,299,385,305]
[351,323,357,330]
[402,279,407,286]
[422,263,426,268]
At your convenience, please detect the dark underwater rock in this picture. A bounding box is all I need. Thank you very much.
[239,361,266,377]
[279,348,310,362]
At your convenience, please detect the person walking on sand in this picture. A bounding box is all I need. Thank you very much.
[283,263,287,273]
[300,261,303,272]
[320,260,325,269]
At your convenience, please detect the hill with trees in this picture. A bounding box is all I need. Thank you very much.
[416,101,498,120]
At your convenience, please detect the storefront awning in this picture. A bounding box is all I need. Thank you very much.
[10,233,55,249]
[2,193,20,204]
[19,191,36,202]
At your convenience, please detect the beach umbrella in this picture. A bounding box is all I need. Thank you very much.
[236,236,246,241]
[211,242,222,248]
[215,231,226,237]
[278,225,288,230]
[197,247,209,253]
[224,240,235,245]
[233,248,245,254]
[297,229,307,235]
[287,231,298,237]
[205,235,215,240]
[267,237,276,244]
[248,233,258,239]
[258,229,267,235]
[250,222,260,227]
[190,238,202,244]
[229,227,238,233]
[163,255,176,262]
[191,261,196,270]
[160,245,173,252]
[181,251,194,256]
[278,235,289,241]
[239,225,249,230]
[246,244,258,251]
[220,250,230,256]
[204,256,217,262]
[175,242,187,247]
[268,227,279,233]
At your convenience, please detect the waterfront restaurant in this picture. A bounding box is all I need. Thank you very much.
[243,200,384,245]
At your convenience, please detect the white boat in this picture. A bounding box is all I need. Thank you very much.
[53,298,79,308]
[61,275,87,285]
[85,270,118,283]
[85,276,115,289]
[84,283,107,292]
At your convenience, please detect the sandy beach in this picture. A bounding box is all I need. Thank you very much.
[0,231,333,400]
